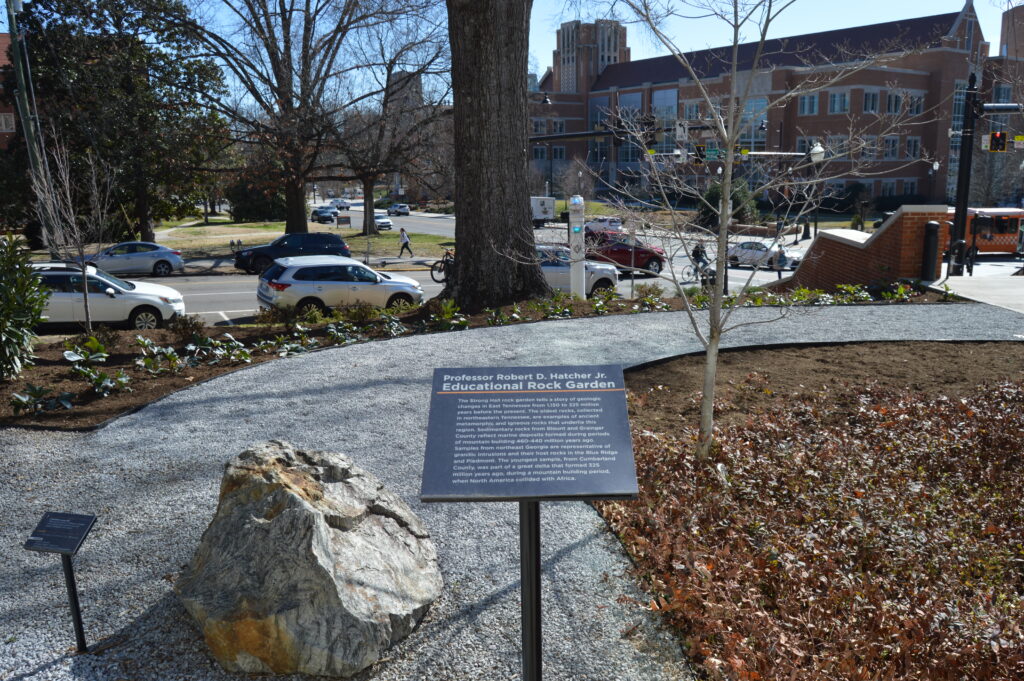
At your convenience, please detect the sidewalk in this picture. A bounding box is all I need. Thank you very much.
[3,304,1023,681]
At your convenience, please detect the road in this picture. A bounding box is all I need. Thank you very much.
[170,264,781,326]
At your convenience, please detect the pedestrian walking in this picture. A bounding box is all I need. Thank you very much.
[398,228,413,257]
[773,247,787,279]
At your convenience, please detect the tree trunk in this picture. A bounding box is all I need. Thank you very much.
[445,0,549,312]
[134,171,156,242]
[284,175,309,234]
[361,176,379,236]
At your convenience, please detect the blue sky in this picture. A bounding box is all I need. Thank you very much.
[529,0,1011,74]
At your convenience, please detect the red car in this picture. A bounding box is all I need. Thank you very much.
[584,230,666,275]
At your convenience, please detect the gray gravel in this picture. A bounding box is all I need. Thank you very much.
[2,304,1023,681]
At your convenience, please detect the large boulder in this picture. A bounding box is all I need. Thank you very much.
[176,441,442,677]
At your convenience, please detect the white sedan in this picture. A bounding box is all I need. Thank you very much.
[726,241,801,270]
[374,214,394,230]
[87,241,185,276]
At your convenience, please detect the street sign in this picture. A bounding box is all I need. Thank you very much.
[1014,135,1024,151]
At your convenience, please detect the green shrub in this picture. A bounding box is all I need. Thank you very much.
[10,384,74,415]
[0,236,50,379]
[165,314,206,346]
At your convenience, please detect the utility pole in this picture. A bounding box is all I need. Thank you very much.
[5,0,54,253]
[949,72,1022,276]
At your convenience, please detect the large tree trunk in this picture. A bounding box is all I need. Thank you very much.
[134,168,156,242]
[284,176,309,234]
[445,0,549,312]
[361,176,379,236]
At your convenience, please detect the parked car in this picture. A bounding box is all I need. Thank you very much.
[330,199,351,210]
[374,214,394,230]
[311,206,340,223]
[32,262,185,329]
[234,233,352,274]
[85,241,184,277]
[257,255,423,314]
[726,241,802,270]
[535,245,618,297]
[584,216,623,232]
[387,203,410,216]
[584,230,666,275]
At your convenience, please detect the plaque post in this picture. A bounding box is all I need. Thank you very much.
[60,554,88,653]
[519,501,542,681]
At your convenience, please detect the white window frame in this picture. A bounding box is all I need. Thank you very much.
[883,136,900,160]
[907,96,924,116]
[886,93,902,114]
[880,180,897,197]
[863,91,879,114]
[798,94,818,116]
[551,120,565,134]
[532,118,546,134]
[903,179,918,195]
[905,136,921,159]
[551,146,566,160]
[828,91,849,114]
[860,135,878,159]
[532,146,547,161]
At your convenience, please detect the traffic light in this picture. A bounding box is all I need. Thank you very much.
[694,145,706,165]
[990,131,1007,152]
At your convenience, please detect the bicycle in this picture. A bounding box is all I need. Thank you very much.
[431,249,455,283]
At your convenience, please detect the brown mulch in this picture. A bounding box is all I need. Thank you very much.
[0,288,961,431]
[626,341,1024,432]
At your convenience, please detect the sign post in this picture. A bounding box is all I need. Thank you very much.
[24,512,97,653]
[421,365,638,681]
[567,195,586,298]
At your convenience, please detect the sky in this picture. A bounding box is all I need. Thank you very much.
[529,0,1015,75]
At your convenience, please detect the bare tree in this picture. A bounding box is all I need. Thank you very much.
[599,0,933,458]
[31,137,117,333]
[444,0,550,310]
[168,0,438,234]
[316,14,452,235]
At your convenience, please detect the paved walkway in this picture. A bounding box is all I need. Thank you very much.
[3,305,1024,680]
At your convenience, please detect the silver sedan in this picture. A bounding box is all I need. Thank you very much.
[88,242,185,277]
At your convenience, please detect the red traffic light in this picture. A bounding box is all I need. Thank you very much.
[990,131,1007,152]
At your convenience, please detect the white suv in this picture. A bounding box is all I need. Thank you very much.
[33,263,186,329]
[257,255,423,314]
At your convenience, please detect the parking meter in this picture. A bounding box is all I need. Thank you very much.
[568,195,586,298]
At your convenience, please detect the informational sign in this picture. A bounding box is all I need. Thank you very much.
[420,365,638,502]
[24,512,96,556]
[1015,135,1024,151]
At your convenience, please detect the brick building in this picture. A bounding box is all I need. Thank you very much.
[0,33,15,149]
[530,1,1024,206]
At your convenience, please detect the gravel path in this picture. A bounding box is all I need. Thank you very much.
[3,304,1023,681]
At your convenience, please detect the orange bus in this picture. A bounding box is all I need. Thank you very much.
[947,207,1024,255]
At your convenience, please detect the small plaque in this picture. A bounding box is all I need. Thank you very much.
[421,365,638,502]
[24,512,96,556]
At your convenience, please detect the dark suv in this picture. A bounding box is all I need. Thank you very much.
[234,233,352,274]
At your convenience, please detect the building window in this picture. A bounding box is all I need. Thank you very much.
[683,100,701,120]
[651,89,677,125]
[880,180,897,197]
[828,92,849,114]
[798,94,818,116]
[551,120,565,134]
[532,146,547,160]
[589,96,610,128]
[617,91,642,120]
[796,136,814,154]
[826,135,849,159]
[860,135,877,159]
[863,91,879,113]
[532,119,546,134]
[907,96,923,116]
[905,137,921,159]
[886,93,901,114]
[883,136,900,160]
[0,113,14,132]
[739,97,768,151]
[903,179,918,195]
[551,146,566,160]
[620,144,642,163]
